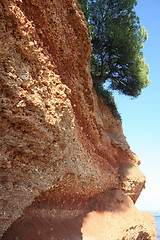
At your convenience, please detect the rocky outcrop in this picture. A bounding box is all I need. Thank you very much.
[0,0,156,239]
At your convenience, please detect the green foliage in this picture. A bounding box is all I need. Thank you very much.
[96,84,121,120]
[79,0,150,98]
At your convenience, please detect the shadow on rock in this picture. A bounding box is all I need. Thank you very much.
[2,189,133,240]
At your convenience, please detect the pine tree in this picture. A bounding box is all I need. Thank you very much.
[79,0,150,97]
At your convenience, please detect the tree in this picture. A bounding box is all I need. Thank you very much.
[79,0,150,97]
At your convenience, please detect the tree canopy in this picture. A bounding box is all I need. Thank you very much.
[79,0,150,98]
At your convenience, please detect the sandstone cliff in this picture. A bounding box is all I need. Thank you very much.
[0,0,156,239]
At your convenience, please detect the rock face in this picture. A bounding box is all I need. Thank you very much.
[0,0,156,239]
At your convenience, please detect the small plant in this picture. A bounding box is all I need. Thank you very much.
[95,83,121,121]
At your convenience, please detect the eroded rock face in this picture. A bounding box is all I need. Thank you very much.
[0,0,156,239]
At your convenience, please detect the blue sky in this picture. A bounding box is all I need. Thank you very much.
[112,0,160,211]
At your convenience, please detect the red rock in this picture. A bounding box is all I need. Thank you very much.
[0,0,156,239]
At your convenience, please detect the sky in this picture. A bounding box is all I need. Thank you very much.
[112,0,160,212]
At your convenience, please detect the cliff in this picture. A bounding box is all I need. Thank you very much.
[0,0,156,239]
